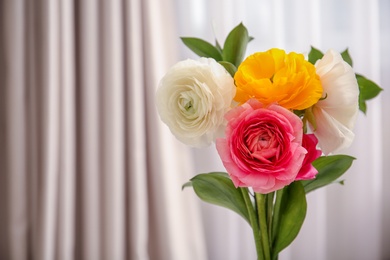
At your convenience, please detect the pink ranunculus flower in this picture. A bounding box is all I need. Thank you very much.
[216,99,307,194]
[295,134,322,180]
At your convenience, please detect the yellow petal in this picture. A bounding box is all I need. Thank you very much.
[234,48,323,110]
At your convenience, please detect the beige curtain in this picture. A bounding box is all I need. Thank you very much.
[0,1,206,260]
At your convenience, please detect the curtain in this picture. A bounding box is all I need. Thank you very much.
[174,0,390,260]
[1,0,389,260]
[0,1,206,260]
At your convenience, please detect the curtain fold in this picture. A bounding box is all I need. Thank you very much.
[0,0,206,259]
[123,1,149,259]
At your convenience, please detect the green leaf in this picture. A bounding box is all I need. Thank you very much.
[180,37,223,61]
[304,106,317,131]
[308,46,324,65]
[301,155,355,193]
[182,181,193,190]
[189,172,250,224]
[215,40,223,53]
[222,23,251,67]
[272,182,307,255]
[338,180,345,185]
[218,61,237,77]
[359,99,367,114]
[341,48,353,67]
[357,74,383,100]
[356,74,383,114]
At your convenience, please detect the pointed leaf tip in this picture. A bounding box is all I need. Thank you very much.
[222,23,251,67]
[181,37,223,61]
[301,155,355,193]
[357,74,383,114]
[341,48,353,67]
[190,172,250,224]
[182,181,193,190]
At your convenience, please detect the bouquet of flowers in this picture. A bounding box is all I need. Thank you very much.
[155,23,382,259]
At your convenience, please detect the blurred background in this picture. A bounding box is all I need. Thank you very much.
[0,0,389,260]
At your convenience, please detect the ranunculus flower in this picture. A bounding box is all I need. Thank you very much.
[312,49,359,155]
[295,134,322,180]
[156,58,236,147]
[216,99,307,194]
[234,48,323,110]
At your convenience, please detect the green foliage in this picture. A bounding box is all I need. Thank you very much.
[356,74,383,114]
[180,37,223,61]
[304,107,317,131]
[308,46,324,65]
[179,25,383,259]
[218,61,237,77]
[339,49,382,114]
[215,39,223,53]
[301,155,355,193]
[341,48,353,67]
[185,172,250,224]
[272,182,307,255]
[181,23,252,74]
[222,23,251,67]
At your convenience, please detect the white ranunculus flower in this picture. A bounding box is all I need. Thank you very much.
[312,49,359,155]
[156,58,236,147]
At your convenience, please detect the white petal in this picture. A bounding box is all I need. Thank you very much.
[312,107,355,155]
[156,58,236,147]
[312,49,359,154]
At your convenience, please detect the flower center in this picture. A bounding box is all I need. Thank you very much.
[247,129,279,164]
[179,92,195,115]
[184,101,192,111]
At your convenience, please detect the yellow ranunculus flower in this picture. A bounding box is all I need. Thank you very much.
[234,48,323,110]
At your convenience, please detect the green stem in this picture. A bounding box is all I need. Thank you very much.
[266,192,275,244]
[272,189,283,240]
[256,193,271,260]
[240,188,263,259]
[271,188,284,259]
